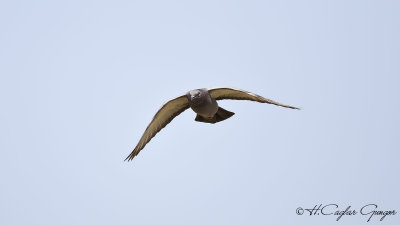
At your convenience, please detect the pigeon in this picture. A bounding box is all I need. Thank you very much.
[125,87,299,161]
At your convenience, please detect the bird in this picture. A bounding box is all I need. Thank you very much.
[125,87,299,161]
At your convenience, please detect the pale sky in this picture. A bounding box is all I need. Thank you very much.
[1,0,399,225]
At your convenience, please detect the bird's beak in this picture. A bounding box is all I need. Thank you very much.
[191,94,200,101]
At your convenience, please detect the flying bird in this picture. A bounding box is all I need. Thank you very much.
[125,87,299,161]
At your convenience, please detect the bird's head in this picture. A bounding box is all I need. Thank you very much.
[187,89,206,105]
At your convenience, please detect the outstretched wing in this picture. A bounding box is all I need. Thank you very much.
[125,95,190,161]
[208,87,300,110]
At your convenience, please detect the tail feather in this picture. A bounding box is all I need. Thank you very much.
[195,107,234,124]
[215,107,234,122]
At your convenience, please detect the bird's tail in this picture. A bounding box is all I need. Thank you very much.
[195,107,235,124]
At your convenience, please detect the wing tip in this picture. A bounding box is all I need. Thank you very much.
[124,149,139,162]
[272,102,301,110]
[124,157,131,162]
[124,155,133,162]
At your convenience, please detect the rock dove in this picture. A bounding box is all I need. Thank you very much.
[125,87,299,161]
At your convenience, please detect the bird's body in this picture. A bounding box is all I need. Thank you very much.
[186,89,218,119]
[125,87,299,161]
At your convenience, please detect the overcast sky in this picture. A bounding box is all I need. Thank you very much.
[1,0,399,225]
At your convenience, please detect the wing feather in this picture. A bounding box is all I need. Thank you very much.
[208,87,300,109]
[125,95,189,161]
